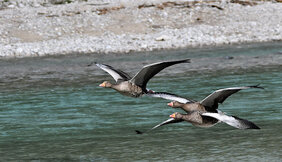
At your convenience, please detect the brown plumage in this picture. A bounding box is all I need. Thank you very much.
[96,59,190,98]
[168,101,219,127]
[168,101,209,113]
[170,112,219,128]
[100,81,143,97]
[136,85,263,134]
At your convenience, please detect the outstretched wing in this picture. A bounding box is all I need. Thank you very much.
[135,118,183,134]
[130,59,190,90]
[200,85,264,111]
[146,92,195,104]
[202,112,260,129]
[95,63,131,83]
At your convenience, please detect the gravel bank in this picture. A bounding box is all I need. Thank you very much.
[0,0,282,58]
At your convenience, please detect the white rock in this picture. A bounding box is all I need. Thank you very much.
[155,35,170,41]
[0,1,282,58]
[141,44,147,49]
[16,48,23,53]
[18,3,25,8]
[7,5,16,8]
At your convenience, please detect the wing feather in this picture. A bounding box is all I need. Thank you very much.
[130,59,190,90]
[95,63,131,82]
[200,85,263,110]
[146,92,195,103]
[202,112,260,129]
[135,118,183,134]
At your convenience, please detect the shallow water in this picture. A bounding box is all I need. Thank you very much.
[0,43,282,161]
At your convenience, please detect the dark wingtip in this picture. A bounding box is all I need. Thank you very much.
[249,124,260,129]
[232,116,261,130]
[175,59,191,64]
[249,84,264,89]
[184,59,191,63]
[135,130,143,134]
[87,62,97,67]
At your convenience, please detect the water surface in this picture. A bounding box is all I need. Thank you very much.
[0,43,282,161]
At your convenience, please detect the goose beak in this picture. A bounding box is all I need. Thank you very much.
[167,102,173,107]
[99,82,105,87]
[170,114,176,118]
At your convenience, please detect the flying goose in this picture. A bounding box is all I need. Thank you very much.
[136,85,263,134]
[96,59,190,98]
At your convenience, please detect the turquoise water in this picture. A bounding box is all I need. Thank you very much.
[0,43,282,161]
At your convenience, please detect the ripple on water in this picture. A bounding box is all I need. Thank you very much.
[0,44,282,160]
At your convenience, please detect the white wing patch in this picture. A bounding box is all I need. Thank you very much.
[202,112,242,129]
[96,63,124,82]
[146,92,193,103]
[150,118,176,130]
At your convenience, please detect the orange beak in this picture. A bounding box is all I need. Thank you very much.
[167,102,173,107]
[170,113,176,118]
[99,82,105,87]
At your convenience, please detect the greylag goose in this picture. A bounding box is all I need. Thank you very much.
[136,85,263,134]
[96,59,190,98]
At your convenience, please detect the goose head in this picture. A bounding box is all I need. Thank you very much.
[169,112,182,119]
[167,101,184,108]
[99,81,112,88]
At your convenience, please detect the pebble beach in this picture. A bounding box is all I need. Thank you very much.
[0,0,282,58]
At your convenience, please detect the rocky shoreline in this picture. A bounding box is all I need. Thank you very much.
[0,0,282,58]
